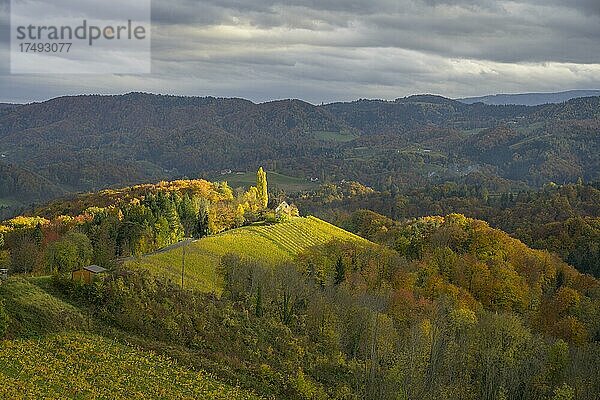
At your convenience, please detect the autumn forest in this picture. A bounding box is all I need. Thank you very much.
[0,93,599,399]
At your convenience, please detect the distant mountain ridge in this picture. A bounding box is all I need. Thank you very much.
[0,92,599,211]
[458,89,600,106]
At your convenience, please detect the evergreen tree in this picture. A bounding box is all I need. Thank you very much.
[164,199,183,242]
[153,217,171,248]
[178,194,199,236]
[256,167,268,209]
[33,223,43,246]
[196,199,211,238]
[481,188,490,204]
[155,191,169,215]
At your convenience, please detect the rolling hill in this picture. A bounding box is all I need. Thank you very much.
[0,278,86,338]
[1,92,599,215]
[1,187,599,398]
[0,277,261,399]
[459,89,600,106]
[126,216,369,294]
[0,213,373,398]
[0,162,66,219]
[0,333,262,399]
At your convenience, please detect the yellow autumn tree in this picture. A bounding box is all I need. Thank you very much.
[256,167,268,209]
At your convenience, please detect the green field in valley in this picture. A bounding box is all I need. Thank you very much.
[126,216,368,295]
[311,130,359,142]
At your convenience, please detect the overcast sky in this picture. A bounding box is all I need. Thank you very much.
[1,0,599,104]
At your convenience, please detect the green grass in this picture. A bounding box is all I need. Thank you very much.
[0,277,86,338]
[127,217,368,295]
[461,127,486,135]
[515,121,545,135]
[0,333,262,399]
[311,130,358,142]
[397,148,446,159]
[219,171,317,192]
[509,133,553,150]
[348,146,383,159]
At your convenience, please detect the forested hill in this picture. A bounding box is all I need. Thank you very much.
[0,93,599,209]
[459,90,600,106]
[0,162,65,202]
[1,176,600,397]
[0,103,19,113]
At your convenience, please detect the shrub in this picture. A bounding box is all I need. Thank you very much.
[0,300,8,338]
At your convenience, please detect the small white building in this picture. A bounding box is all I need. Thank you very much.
[276,201,291,214]
[275,201,299,218]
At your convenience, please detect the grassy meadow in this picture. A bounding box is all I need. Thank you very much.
[311,130,359,142]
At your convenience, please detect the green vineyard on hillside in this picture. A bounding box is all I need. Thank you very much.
[0,278,86,338]
[0,333,262,400]
[127,217,367,294]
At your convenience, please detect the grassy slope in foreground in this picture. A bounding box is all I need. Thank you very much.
[0,277,86,338]
[0,333,261,400]
[127,216,368,294]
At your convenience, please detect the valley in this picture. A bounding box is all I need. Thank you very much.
[0,93,598,217]
[2,0,598,396]
[0,91,598,399]
[0,169,599,399]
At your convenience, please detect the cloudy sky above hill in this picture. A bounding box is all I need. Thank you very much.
[0,0,599,103]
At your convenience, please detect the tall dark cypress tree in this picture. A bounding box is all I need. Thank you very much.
[33,223,44,247]
[196,199,210,238]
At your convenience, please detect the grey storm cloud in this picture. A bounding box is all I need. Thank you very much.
[533,0,600,16]
[0,0,599,103]
[150,0,600,63]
